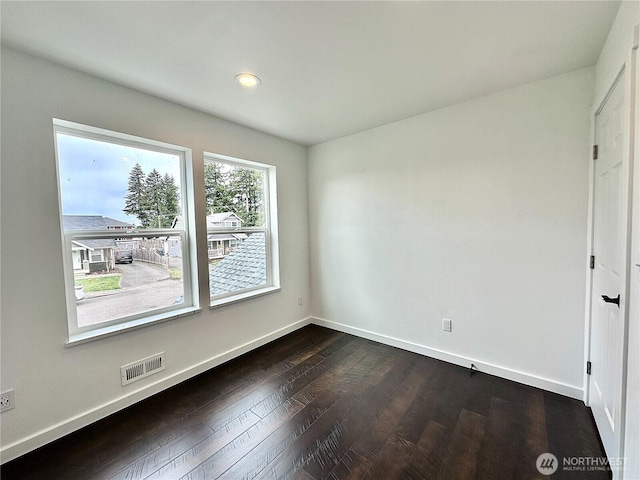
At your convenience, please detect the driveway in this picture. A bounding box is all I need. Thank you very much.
[77,261,183,327]
[118,261,170,288]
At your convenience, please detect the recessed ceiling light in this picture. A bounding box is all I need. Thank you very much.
[235,73,261,88]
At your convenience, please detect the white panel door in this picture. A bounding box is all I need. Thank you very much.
[590,71,627,463]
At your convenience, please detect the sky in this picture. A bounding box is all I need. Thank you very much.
[56,132,182,225]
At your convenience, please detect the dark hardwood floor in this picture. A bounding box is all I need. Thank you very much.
[1,325,609,480]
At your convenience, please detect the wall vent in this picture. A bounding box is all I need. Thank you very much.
[121,352,165,386]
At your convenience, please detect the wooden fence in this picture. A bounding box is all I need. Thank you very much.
[132,249,169,268]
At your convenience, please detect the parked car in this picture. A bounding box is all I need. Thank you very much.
[115,250,133,264]
[74,283,85,301]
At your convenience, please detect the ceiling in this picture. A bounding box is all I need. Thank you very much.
[1,1,621,146]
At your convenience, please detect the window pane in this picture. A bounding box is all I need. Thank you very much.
[209,232,266,296]
[204,162,265,228]
[73,236,184,327]
[55,124,194,337]
[205,155,275,303]
[57,132,182,229]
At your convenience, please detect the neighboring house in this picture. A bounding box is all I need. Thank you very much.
[209,232,266,296]
[62,215,134,272]
[163,213,248,259]
[163,215,183,258]
[206,212,247,259]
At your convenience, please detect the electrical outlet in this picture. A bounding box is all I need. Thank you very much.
[1,390,15,412]
[298,295,303,306]
[442,318,452,332]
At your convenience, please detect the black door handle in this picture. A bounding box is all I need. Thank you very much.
[601,294,620,307]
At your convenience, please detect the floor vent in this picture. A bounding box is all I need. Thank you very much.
[121,352,165,386]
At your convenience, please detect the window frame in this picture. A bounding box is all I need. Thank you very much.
[53,119,200,346]
[204,152,280,307]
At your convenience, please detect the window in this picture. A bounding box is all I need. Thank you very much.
[204,153,279,305]
[54,119,199,344]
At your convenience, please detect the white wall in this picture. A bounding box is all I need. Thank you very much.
[0,47,310,462]
[594,1,640,104]
[309,67,595,398]
[2,6,636,468]
[593,3,640,478]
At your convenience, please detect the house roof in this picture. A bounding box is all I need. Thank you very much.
[209,232,266,296]
[103,217,133,228]
[63,215,133,231]
[71,239,117,251]
[207,233,248,242]
[206,212,243,227]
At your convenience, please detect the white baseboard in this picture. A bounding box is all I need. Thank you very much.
[2,315,584,463]
[0,317,312,464]
[311,316,584,400]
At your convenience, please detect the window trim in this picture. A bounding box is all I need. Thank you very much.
[53,119,200,345]
[204,152,280,306]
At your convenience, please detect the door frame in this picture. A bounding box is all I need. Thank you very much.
[584,33,638,469]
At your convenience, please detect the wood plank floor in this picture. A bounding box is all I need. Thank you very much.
[1,325,610,480]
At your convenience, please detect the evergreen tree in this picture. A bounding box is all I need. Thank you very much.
[203,163,265,227]
[160,173,180,227]
[204,162,232,214]
[228,167,264,227]
[123,165,181,228]
[143,168,164,228]
[123,163,147,226]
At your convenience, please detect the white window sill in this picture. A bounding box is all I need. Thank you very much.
[210,286,281,309]
[66,306,202,347]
